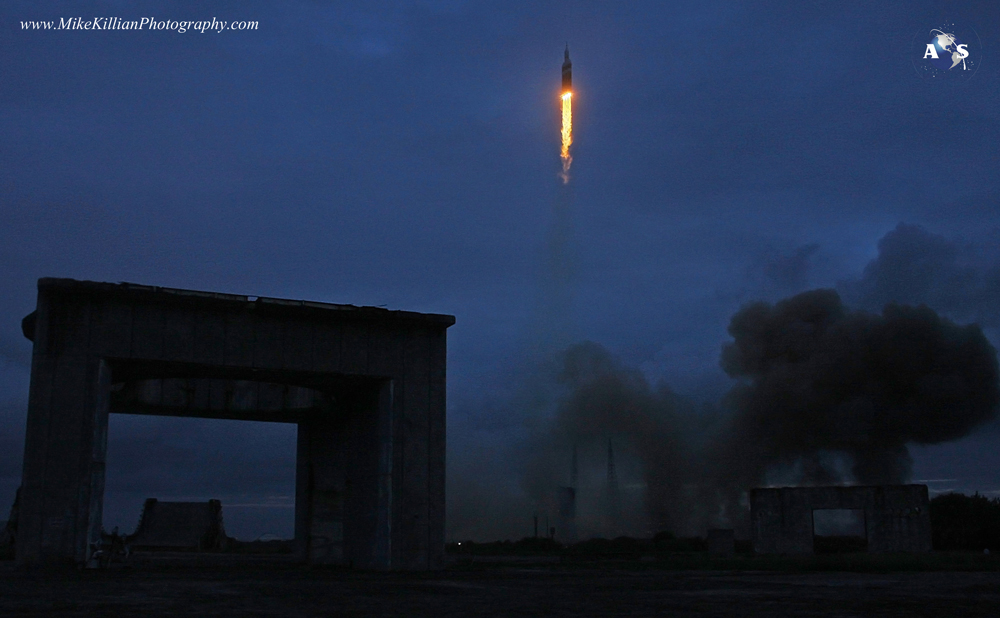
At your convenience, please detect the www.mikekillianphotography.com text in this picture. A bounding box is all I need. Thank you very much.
[21,17,256,34]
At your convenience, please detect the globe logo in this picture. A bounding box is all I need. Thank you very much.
[912,24,981,80]
[923,29,969,70]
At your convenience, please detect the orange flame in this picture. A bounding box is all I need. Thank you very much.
[560,91,572,184]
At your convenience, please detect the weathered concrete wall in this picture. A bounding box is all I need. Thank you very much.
[16,278,453,569]
[750,485,931,554]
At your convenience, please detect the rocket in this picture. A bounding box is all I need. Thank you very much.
[562,44,572,93]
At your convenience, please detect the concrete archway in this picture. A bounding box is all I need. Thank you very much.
[15,278,453,569]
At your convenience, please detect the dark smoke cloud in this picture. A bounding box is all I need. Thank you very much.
[718,289,1000,489]
[841,223,1000,331]
[447,225,1000,542]
[453,289,1000,541]
[519,342,723,537]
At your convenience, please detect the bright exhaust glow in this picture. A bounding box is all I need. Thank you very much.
[560,91,573,183]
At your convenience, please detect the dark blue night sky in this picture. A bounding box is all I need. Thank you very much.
[1,1,998,540]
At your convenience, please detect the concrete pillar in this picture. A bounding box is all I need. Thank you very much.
[17,293,111,565]
[296,415,347,564]
[295,380,394,569]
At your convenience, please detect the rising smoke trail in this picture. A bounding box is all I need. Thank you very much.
[450,46,584,542]
[530,47,577,351]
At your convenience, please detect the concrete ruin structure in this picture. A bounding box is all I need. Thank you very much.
[750,485,932,554]
[129,499,228,551]
[15,278,453,569]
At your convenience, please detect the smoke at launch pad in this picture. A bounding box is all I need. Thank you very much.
[518,291,999,539]
[447,50,1000,543]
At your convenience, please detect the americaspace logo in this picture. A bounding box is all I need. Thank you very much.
[912,24,981,80]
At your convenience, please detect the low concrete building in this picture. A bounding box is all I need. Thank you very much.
[750,485,931,554]
[15,278,453,569]
[129,499,227,551]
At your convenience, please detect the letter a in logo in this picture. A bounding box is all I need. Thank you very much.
[924,44,939,58]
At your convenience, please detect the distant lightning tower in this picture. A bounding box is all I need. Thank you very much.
[607,438,621,536]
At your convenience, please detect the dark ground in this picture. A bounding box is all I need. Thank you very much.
[2,554,1000,617]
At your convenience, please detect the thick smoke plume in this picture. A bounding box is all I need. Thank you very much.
[719,289,999,487]
[515,290,1000,539]
[449,225,1000,541]
[522,342,699,537]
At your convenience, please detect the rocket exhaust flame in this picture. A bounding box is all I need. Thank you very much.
[560,92,572,184]
[559,45,573,184]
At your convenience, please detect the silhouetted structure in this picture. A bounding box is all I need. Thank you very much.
[606,439,621,535]
[129,499,227,551]
[751,485,931,554]
[1,487,19,558]
[556,443,578,542]
[15,278,453,569]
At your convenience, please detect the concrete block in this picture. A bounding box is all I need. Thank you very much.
[17,278,453,570]
[252,315,283,370]
[129,303,163,360]
[311,323,342,373]
[340,322,368,375]
[162,308,195,362]
[192,311,226,365]
[223,310,255,367]
[281,319,314,372]
[751,485,931,555]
